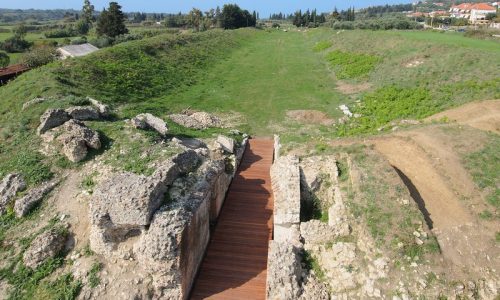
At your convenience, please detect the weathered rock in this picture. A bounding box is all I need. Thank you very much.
[0,173,26,215]
[134,173,211,298]
[22,97,46,110]
[23,229,66,269]
[14,179,58,217]
[131,113,169,136]
[65,106,100,121]
[171,137,206,150]
[169,114,204,130]
[271,156,301,242]
[216,135,235,154]
[301,220,350,245]
[153,150,200,187]
[190,112,222,128]
[23,228,67,269]
[88,97,111,117]
[37,109,71,135]
[318,243,357,292]
[169,112,221,130]
[57,120,101,162]
[328,187,348,228]
[90,151,200,256]
[62,138,88,162]
[300,273,330,300]
[267,241,303,300]
[91,173,167,228]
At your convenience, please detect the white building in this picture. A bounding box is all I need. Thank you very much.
[57,43,99,59]
[449,3,496,24]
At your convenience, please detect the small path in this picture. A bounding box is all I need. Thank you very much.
[426,99,500,134]
[190,139,274,300]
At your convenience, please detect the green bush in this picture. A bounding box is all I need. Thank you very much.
[0,51,10,68]
[326,50,380,79]
[71,37,88,45]
[21,46,59,68]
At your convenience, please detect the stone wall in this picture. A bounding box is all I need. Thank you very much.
[89,137,247,299]
[270,155,301,243]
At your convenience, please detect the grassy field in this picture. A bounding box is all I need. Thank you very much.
[0,27,499,183]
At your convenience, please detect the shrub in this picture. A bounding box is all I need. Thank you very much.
[44,28,77,38]
[326,50,380,79]
[88,37,113,48]
[0,36,32,53]
[21,46,59,68]
[75,20,90,35]
[332,18,423,30]
[0,51,9,68]
[71,37,88,45]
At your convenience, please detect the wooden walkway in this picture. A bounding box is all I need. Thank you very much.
[190,138,274,300]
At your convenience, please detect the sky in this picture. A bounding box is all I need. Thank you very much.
[0,0,413,16]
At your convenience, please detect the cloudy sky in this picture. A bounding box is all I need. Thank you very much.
[0,0,413,16]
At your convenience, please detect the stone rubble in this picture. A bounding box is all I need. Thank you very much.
[23,227,67,269]
[65,106,100,121]
[0,173,26,215]
[37,108,71,135]
[169,111,222,130]
[131,113,169,136]
[57,120,101,162]
[22,97,46,110]
[14,179,59,217]
[216,135,235,154]
[88,97,111,117]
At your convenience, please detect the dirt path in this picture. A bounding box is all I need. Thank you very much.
[426,99,500,134]
[373,136,473,230]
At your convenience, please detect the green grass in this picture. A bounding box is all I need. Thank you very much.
[87,262,101,288]
[0,221,77,300]
[335,79,500,136]
[313,40,333,52]
[302,250,326,281]
[326,50,380,79]
[465,135,500,208]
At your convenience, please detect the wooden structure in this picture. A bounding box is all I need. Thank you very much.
[0,64,30,84]
[190,138,274,299]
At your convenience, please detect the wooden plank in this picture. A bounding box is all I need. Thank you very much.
[190,139,274,300]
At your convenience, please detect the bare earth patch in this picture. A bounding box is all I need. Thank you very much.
[336,81,372,95]
[286,110,334,126]
[404,58,425,68]
[426,99,500,134]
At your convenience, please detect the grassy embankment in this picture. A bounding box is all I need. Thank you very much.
[2,28,500,185]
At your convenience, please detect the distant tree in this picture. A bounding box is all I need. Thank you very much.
[82,0,95,23]
[13,23,27,39]
[96,2,128,37]
[0,23,31,53]
[187,8,203,31]
[75,19,90,34]
[485,13,497,21]
[220,4,255,29]
[0,51,9,68]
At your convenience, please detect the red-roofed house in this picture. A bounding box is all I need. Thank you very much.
[449,3,473,18]
[470,3,497,23]
[449,3,497,23]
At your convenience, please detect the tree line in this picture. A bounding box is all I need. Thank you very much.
[164,4,257,30]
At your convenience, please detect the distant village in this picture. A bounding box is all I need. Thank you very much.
[408,1,500,27]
